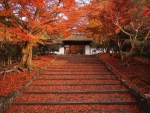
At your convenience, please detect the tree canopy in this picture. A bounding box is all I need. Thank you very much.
[0,0,150,65]
[0,0,85,44]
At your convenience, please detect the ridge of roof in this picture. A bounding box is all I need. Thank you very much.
[63,34,92,41]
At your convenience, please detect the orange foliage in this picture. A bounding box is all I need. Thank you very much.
[0,0,85,44]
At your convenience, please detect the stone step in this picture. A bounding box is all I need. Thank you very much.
[23,90,129,94]
[58,61,101,62]
[49,64,104,66]
[36,78,117,80]
[37,74,116,79]
[52,62,95,64]
[45,69,107,71]
[14,93,136,104]
[41,72,111,74]
[31,79,120,85]
[53,61,102,62]
[24,85,127,93]
[44,70,110,74]
[47,64,105,66]
[6,105,140,113]
[43,70,109,73]
[53,61,101,63]
[50,64,103,66]
[14,101,138,106]
[46,67,106,69]
[30,83,121,86]
[45,69,108,73]
[5,55,142,113]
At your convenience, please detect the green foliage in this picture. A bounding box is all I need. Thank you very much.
[34,43,48,55]
[48,43,59,52]
[42,33,51,40]
[91,40,103,49]
[125,39,131,44]
[109,39,117,48]
[140,40,150,60]
[32,46,40,57]
[32,43,59,56]
[134,39,142,46]
[130,0,149,6]
[0,42,22,66]
[122,51,133,57]
[125,39,142,46]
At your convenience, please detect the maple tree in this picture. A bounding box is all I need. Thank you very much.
[0,0,82,74]
[105,0,150,63]
[85,0,118,53]
[61,1,90,38]
[87,0,150,64]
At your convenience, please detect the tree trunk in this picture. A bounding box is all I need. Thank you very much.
[106,42,110,54]
[113,47,117,54]
[130,43,135,53]
[3,58,6,67]
[19,42,33,68]
[8,57,12,66]
[117,40,124,63]
[119,50,124,63]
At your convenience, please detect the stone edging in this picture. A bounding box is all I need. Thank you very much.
[0,55,58,113]
[96,55,150,113]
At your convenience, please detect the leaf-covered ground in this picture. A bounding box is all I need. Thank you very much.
[1,54,150,96]
[98,53,150,94]
[0,55,56,96]
[5,55,142,113]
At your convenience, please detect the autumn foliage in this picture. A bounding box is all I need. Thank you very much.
[1,0,85,42]
[98,53,150,94]
[0,55,55,96]
[0,0,86,74]
[86,0,150,64]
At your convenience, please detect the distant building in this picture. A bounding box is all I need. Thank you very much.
[56,33,93,55]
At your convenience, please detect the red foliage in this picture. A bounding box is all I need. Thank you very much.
[4,55,143,113]
[143,6,150,16]
[0,55,55,96]
[6,105,140,113]
[98,53,150,94]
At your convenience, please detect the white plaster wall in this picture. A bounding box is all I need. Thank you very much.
[91,48,115,54]
[91,48,105,55]
[85,45,91,55]
[54,47,64,54]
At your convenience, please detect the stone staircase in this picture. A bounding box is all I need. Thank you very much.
[6,55,142,113]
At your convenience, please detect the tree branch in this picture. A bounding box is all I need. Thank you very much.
[118,25,131,37]
[3,0,9,10]
[143,29,150,42]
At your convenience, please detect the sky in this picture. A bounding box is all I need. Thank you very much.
[76,0,90,6]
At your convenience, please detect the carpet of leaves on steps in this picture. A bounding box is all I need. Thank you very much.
[14,93,136,103]
[24,85,127,92]
[5,55,143,113]
[6,105,141,113]
[47,66,106,69]
[37,74,116,80]
[30,79,120,85]
[41,71,111,74]
[45,69,108,71]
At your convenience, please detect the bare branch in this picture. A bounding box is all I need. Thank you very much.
[143,30,150,41]
[118,25,131,37]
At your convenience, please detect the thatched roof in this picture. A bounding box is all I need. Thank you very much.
[63,34,92,42]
